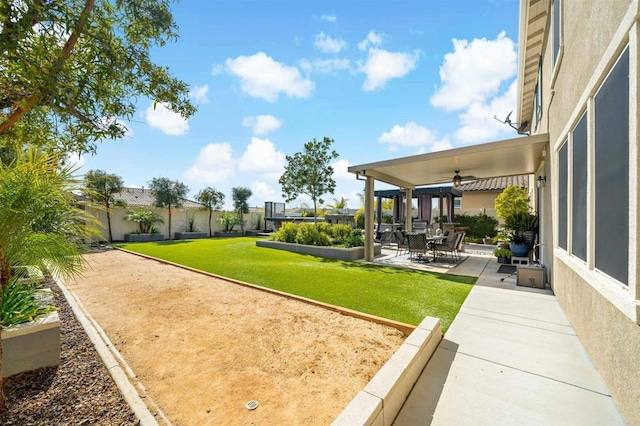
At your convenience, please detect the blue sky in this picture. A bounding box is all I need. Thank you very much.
[78,0,521,210]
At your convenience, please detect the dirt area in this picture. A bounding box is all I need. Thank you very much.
[66,249,405,425]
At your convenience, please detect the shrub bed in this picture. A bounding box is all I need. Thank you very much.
[272,222,363,247]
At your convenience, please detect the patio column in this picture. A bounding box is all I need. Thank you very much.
[405,188,413,232]
[365,175,375,262]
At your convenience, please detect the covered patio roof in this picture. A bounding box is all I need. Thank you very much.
[348,133,549,188]
[374,186,462,198]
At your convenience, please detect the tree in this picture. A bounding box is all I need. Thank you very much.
[279,137,339,224]
[83,170,125,242]
[0,147,98,408]
[231,187,252,234]
[0,0,196,156]
[494,185,531,219]
[148,177,189,240]
[328,196,349,212]
[196,187,225,237]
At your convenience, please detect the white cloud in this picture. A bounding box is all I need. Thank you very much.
[378,122,447,151]
[184,143,235,183]
[358,30,383,51]
[313,32,347,53]
[331,159,353,180]
[66,153,84,170]
[225,52,315,102]
[242,115,282,135]
[360,48,420,91]
[299,58,351,74]
[430,31,517,111]
[238,137,286,177]
[455,80,518,143]
[142,102,189,136]
[320,14,337,23]
[189,84,210,104]
[211,64,224,76]
[251,181,278,202]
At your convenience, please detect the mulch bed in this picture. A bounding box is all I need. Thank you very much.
[0,279,138,425]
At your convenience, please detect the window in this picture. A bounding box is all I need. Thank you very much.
[558,141,568,250]
[594,48,629,285]
[454,199,461,210]
[553,0,561,67]
[571,113,587,262]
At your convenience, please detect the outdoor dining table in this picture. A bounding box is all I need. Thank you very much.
[426,235,447,261]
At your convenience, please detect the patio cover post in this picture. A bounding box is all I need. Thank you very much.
[405,188,413,232]
[376,194,382,233]
[365,176,375,262]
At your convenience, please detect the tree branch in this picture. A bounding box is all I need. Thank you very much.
[0,0,95,135]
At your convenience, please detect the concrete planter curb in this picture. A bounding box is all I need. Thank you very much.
[2,310,60,377]
[333,317,442,425]
[174,231,208,240]
[256,240,381,261]
[124,233,164,242]
[214,231,243,237]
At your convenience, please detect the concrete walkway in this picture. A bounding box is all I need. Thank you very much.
[391,254,624,425]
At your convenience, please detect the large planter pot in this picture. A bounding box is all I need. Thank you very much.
[509,243,531,257]
[174,232,208,240]
[256,240,381,261]
[214,231,243,238]
[124,233,165,242]
[2,310,60,377]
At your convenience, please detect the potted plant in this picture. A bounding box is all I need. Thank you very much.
[505,212,538,245]
[508,232,530,257]
[175,211,208,240]
[124,208,165,242]
[483,236,495,245]
[493,248,513,264]
[214,212,243,237]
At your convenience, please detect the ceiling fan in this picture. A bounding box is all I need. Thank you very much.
[438,170,476,187]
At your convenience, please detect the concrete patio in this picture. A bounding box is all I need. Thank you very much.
[377,245,625,425]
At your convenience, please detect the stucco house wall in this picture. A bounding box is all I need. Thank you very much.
[524,0,640,421]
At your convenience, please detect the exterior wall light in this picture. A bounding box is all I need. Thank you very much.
[536,175,546,188]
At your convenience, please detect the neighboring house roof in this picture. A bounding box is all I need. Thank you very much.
[114,187,202,208]
[457,175,529,192]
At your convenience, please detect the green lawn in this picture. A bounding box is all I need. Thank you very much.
[116,237,475,331]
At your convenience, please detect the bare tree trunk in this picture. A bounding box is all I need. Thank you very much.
[106,206,113,243]
[208,209,212,237]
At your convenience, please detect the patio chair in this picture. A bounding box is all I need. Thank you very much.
[455,231,466,259]
[375,230,393,248]
[393,230,409,256]
[433,231,463,263]
[407,233,429,261]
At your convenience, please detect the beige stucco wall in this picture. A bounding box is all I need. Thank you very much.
[530,0,640,422]
[554,260,640,424]
[88,207,263,242]
[460,192,498,210]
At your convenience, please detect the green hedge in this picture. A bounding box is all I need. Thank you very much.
[272,222,363,247]
[453,213,498,241]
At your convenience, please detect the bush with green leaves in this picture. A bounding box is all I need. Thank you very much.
[217,212,242,232]
[354,208,365,229]
[295,223,331,246]
[331,224,353,244]
[125,208,164,234]
[315,222,333,236]
[453,213,499,241]
[345,230,364,247]
[273,222,299,243]
[1,277,56,327]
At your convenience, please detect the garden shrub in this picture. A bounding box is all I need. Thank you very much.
[295,223,330,246]
[315,222,333,236]
[273,222,298,243]
[354,208,365,229]
[331,224,353,244]
[345,230,364,247]
[453,213,499,241]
